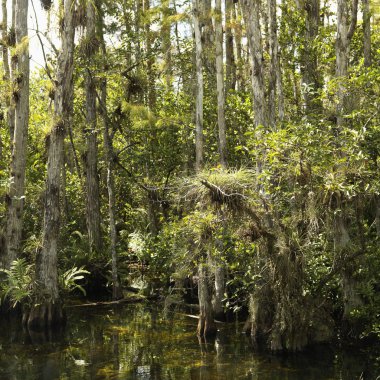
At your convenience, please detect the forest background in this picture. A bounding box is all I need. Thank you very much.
[0,0,380,352]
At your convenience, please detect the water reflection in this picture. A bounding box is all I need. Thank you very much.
[0,303,378,379]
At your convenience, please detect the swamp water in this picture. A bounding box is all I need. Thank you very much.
[0,303,378,380]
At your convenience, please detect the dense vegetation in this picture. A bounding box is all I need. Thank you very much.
[0,0,380,352]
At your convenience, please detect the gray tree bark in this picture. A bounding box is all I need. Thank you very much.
[161,0,172,89]
[1,0,15,159]
[200,0,214,74]
[241,0,266,128]
[193,0,204,172]
[197,262,217,338]
[362,0,371,67]
[10,0,16,144]
[267,0,283,127]
[336,0,358,128]
[84,0,102,253]
[144,0,156,109]
[225,0,236,92]
[215,0,227,168]
[233,2,244,92]
[98,9,122,300]
[212,255,225,321]
[297,0,322,114]
[27,0,75,329]
[5,0,29,268]
[135,0,142,63]
[335,0,361,326]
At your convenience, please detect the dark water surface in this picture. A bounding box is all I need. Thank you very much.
[0,303,378,379]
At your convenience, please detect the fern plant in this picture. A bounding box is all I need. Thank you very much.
[0,258,34,308]
[59,266,90,296]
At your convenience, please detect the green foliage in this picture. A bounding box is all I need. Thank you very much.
[59,266,90,296]
[0,259,34,307]
[1,0,380,351]
[0,259,90,307]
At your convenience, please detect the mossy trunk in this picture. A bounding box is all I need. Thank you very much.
[245,205,311,351]
[29,0,75,329]
[197,263,216,338]
[334,205,363,333]
[5,0,29,267]
[248,295,259,341]
[249,237,311,351]
[1,0,15,167]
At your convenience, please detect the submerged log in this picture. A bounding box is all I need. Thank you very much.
[65,295,147,308]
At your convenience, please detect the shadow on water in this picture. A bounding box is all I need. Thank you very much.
[0,303,379,379]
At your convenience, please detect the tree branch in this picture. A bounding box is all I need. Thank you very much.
[347,0,358,40]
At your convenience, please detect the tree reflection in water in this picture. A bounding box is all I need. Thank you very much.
[0,303,377,379]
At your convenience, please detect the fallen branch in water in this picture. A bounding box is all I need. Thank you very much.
[65,296,146,308]
[183,313,225,324]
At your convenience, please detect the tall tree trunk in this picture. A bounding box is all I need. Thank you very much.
[104,95,122,301]
[362,0,371,67]
[200,0,214,75]
[335,0,360,329]
[334,196,363,321]
[144,0,156,110]
[84,0,102,253]
[242,0,272,340]
[233,2,244,92]
[1,0,15,158]
[97,1,121,299]
[193,0,208,334]
[10,0,16,144]
[193,0,204,172]
[98,11,122,299]
[161,0,172,89]
[242,0,267,179]
[267,0,283,127]
[241,0,266,128]
[27,0,75,330]
[9,0,17,145]
[297,0,321,114]
[134,0,142,63]
[225,0,236,92]
[5,0,29,268]
[336,0,358,128]
[215,0,227,168]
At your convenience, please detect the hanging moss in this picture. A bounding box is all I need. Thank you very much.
[79,36,100,57]
[126,74,146,97]
[5,27,16,47]
[40,0,53,11]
